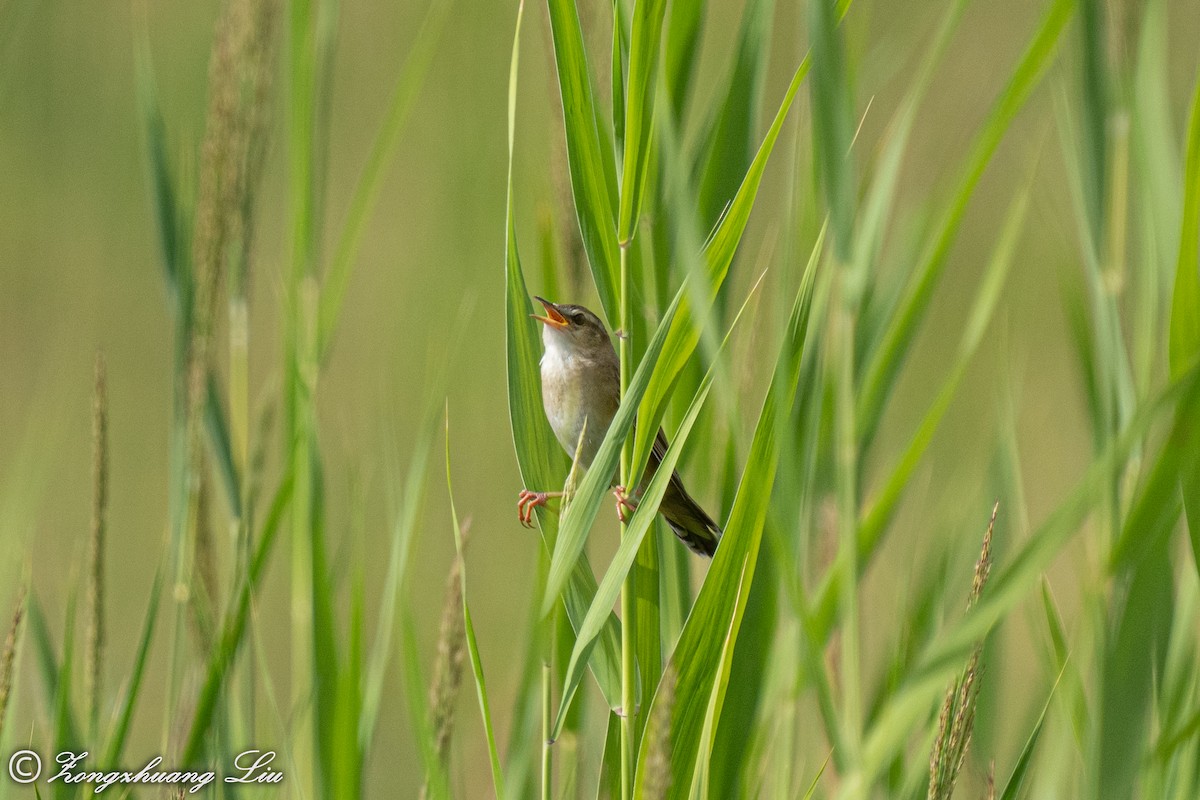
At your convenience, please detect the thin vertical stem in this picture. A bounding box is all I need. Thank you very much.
[833,269,861,770]
[541,585,555,800]
[619,241,636,800]
[541,658,552,800]
[288,0,318,791]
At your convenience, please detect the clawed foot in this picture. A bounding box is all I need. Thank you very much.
[613,486,638,523]
[517,490,562,527]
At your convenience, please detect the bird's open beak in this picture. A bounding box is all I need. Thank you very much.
[531,295,568,328]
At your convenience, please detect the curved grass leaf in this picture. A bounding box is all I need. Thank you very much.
[856,0,1075,449]
[358,406,437,751]
[540,285,684,617]
[546,0,620,323]
[445,412,506,798]
[662,0,706,120]
[857,360,1196,786]
[618,0,668,245]
[504,0,623,711]
[1098,534,1173,799]
[808,0,855,262]
[693,0,773,239]
[27,594,81,756]
[812,184,1030,634]
[1077,0,1108,251]
[181,472,293,764]
[631,44,816,482]
[1170,74,1200,570]
[998,664,1067,800]
[549,278,761,740]
[101,565,163,769]
[317,0,448,359]
[632,241,821,797]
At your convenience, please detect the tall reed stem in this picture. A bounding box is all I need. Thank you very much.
[833,268,862,770]
[619,241,635,800]
[541,657,552,800]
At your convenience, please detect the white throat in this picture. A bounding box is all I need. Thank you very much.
[540,328,574,370]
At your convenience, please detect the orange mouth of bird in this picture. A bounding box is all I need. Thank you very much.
[531,296,568,328]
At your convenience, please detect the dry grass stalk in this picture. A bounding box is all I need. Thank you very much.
[86,352,108,734]
[419,523,472,800]
[928,502,998,800]
[0,586,27,743]
[643,662,678,800]
[184,0,279,633]
[192,0,279,327]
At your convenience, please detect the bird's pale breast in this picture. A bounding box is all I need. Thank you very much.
[540,345,615,468]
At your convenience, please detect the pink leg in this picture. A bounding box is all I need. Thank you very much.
[612,486,638,524]
[517,490,564,527]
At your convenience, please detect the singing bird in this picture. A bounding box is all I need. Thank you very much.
[517,296,721,557]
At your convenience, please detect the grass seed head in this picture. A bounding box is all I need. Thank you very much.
[420,523,471,799]
[86,352,108,734]
[929,503,999,800]
[0,586,26,744]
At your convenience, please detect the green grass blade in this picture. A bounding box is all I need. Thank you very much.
[546,0,621,323]
[308,447,343,799]
[445,412,506,798]
[851,0,969,313]
[135,40,187,293]
[27,594,82,755]
[693,0,773,237]
[856,0,1074,447]
[401,611,450,799]
[52,586,77,800]
[807,0,855,262]
[597,711,623,800]
[182,472,293,764]
[316,0,447,358]
[502,553,551,800]
[632,45,816,480]
[998,664,1067,800]
[662,0,705,119]
[1077,0,1108,250]
[101,564,163,769]
[550,281,758,740]
[708,551,777,796]
[1170,73,1200,568]
[612,2,627,162]
[632,250,819,797]
[1098,535,1173,800]
[617,0,668,244]
[541,286,683,617]
[358,409,436,751]
[1039,581,1087,746]
[857,362,1195,785]
[204,373,241,519]
[812,184,1028,639]
[691,561,753,794]
[504,0,624,710]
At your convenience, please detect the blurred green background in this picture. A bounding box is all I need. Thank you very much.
[0,0,1198,794]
